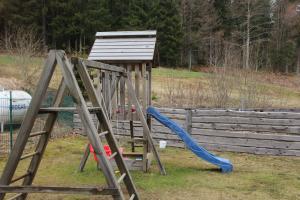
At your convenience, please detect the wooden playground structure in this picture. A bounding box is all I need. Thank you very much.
[0,31,164,200]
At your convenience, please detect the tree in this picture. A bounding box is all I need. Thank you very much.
[147,0,182,66]
[230,0,272,69]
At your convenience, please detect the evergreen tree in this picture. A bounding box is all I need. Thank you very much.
[148,0,182,66]
[83,0,112,47]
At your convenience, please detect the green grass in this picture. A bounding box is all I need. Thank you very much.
[1,137,299,200]
[0,54,16,65]
[152,67,208,79]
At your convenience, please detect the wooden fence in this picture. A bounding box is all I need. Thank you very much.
[74,108,300,156]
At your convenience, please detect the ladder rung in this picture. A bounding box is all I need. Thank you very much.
[127,138,146,144]
[7,193,22,200]
[39,107,102,113]
[98,131,108,137]
[29,131,47,137]
[108,152,118,160]
[133,145,143,148]
[117,173,126,184]
[11,172,31,184]
[129,194,135,200]
[20,151,39,160]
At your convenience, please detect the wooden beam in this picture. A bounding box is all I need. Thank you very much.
[39,107,102,113]
[83,59,125,73]
[0,186,117,195]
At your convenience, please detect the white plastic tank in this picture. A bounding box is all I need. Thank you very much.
[0,90,32,132]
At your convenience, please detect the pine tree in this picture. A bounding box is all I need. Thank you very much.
[147,0,182,66]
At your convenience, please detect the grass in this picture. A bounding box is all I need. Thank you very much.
[152,67,208,79]
[0,136,299,200]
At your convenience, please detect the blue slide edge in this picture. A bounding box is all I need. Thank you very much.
[147,107,233,173]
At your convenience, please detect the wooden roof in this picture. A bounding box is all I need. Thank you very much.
[88,31,157,62]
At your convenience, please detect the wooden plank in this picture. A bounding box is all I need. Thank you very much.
[39,107,102,113]
[89,56,154,61]
[192,109,300,119]
[91,49,155,53]
[94,38,156,43]
[125,77,166,175]
[83,59,125,73]
[0,50,57,200]
[192,122,300,135]
[191,135,300,150]
[96,31,156,37]
[198,142,300,156]
[0,186,117,195]
[91,45,155,49]
[190,128,300,142]
[192,116,300,126]
[135,64,140,109]
[89,53,154,57]
[127,65,132,120]
[120,67,126,120]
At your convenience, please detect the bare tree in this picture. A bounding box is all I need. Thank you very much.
[5,26,42,91]
[230,0,272,69]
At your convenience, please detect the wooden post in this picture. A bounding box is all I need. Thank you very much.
[185,109,192,134]
[141,63,149,172]
[120,65,126,120]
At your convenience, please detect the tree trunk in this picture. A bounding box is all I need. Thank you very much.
[245,0,251,69]
[42,0,47,53]
[297,53,300,75]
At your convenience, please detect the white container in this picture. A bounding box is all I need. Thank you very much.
[0,90,32,132]
[159,140,167,149]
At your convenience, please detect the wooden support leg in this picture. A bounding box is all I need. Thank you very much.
[75,58,139,199]
[20,80,67,200]
[0,51,57,200]
[78,144,90,172]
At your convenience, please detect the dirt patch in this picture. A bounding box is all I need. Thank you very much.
[0,77,23,90]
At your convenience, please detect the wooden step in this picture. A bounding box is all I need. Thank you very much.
[98,131,108,137]
[108,152,118,160]
[122,152,143,157]
[129,194,135,200]
[7,193,22,200]
[10,172,31,184]
[127,138,147,144]
[0,185,118,195]
[39,107,102,113]
[29,131,47,137]
[20,151,39,160]
[117,173,126,184]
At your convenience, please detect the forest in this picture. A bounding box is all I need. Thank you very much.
[0,0,299,73]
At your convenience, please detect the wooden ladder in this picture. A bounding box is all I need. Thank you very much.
[0,50,139,200]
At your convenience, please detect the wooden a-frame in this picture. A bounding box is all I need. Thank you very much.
[0,50,146,200]
[75,58,166,175]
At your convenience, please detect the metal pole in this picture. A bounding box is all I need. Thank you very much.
[9,91,13,152]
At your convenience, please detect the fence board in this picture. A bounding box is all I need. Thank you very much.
[73,108,300,156]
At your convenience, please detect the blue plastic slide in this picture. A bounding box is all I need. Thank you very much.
[147,107,233,173]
